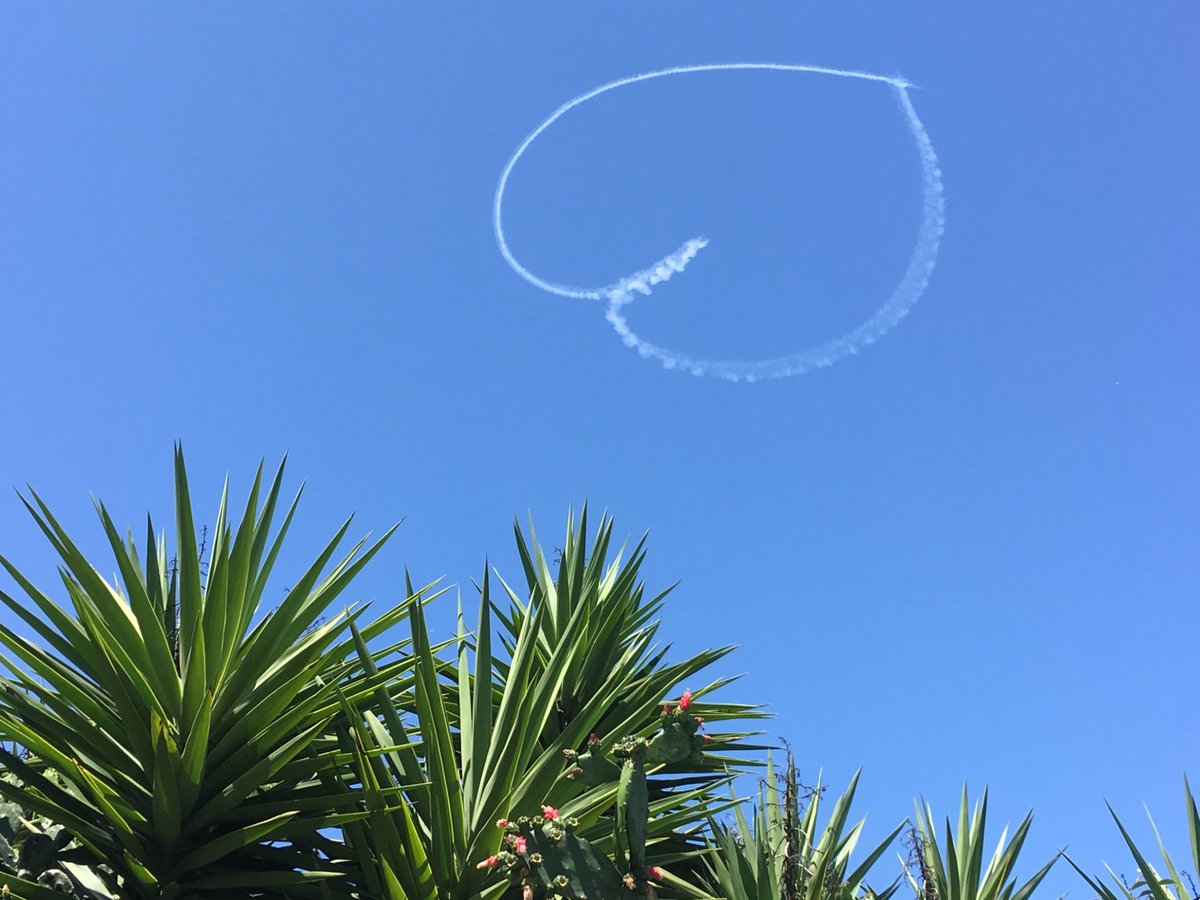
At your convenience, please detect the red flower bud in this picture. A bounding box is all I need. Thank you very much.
[679,689,692,711]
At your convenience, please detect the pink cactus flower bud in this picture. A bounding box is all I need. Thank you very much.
[541,805,560,820]
[496,818,509,828]
[588,732,599,745]
[649,866,664,880]
[679,689,692,711]
[514,835,527,855]
[662,703,673,715]
[476,855,499,869]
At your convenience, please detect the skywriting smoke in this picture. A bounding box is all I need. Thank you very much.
[493,63,946,383]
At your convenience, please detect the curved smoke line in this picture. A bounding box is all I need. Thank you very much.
[493,63,945,382]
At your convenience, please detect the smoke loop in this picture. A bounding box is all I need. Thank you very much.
[493,63,945,382]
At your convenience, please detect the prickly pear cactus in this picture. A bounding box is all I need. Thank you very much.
[479,807,672,900]
[480,692,705,900]
[478,810,623,900]
[564,690,709,790]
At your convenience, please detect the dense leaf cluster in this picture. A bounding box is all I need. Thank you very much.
[0,453,1193,900]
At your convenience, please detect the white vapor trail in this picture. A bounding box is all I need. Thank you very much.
[493,63,945,382]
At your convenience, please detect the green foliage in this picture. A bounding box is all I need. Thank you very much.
[0,451,1188,900]
[481,800,654,899]
[1065,776,1200,900]
[337,509,763,900]
[905,787,1057,900]
[501,819,623,900]
[477,696,712,900]
[702,751,904,900]
[0,448,413,897]
[0,460,762,899]
[0,776,118,899]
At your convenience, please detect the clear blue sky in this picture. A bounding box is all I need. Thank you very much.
[2,4,1197,895]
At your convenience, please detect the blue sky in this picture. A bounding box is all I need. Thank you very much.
[2,3,1198,894]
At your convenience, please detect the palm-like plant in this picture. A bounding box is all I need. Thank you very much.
[1065,776,1200,900]
[0,448,416,898]
[703,752,904,900]
[904,787,1057,900]
[336,509,765,900]
[0,456,764,900]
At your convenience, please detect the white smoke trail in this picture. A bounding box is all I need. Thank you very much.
[493,63,945,382]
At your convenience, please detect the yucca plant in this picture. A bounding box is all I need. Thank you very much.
[904,787,1057,900]
[1065,775,1199,900]
[334,509,765,900]
[703,751,904,900]
[0,448,418,898]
